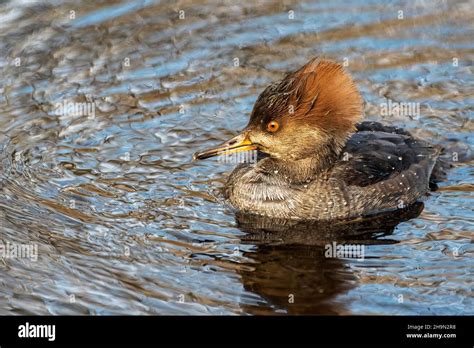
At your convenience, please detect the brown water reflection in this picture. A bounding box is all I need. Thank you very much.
[0,0,472,315]
[237,204,423,314]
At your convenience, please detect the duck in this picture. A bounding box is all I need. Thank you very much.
[194,58,442,221]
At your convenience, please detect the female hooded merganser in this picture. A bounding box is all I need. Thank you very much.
[194,58,441,220]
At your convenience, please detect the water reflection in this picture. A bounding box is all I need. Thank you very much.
[237,203,424,314]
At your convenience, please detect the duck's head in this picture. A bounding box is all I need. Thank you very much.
[194,58,363,162]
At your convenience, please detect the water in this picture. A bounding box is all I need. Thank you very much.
[0,0,472,315]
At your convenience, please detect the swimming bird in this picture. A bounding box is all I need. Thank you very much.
[194,58,442,220]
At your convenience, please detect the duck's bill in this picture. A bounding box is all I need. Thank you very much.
[193,133,257,160]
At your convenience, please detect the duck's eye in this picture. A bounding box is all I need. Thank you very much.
[266,120,280,133]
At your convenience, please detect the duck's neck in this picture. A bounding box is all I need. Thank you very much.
[259,148,341,184]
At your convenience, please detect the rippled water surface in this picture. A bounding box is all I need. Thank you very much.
[0,0,473,315]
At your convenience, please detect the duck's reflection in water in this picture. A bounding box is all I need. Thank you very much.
[236,203,424,314]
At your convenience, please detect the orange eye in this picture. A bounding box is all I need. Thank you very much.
[266,120,279,133]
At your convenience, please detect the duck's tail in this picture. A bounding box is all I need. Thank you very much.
[429,140,473,190]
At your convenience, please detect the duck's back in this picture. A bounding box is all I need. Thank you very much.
[324,121,441,218]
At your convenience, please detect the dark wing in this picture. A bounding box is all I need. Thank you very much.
[331,121,440,188]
